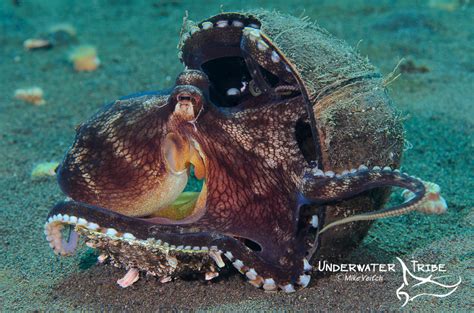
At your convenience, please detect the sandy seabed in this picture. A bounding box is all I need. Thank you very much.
[0,0,472,311]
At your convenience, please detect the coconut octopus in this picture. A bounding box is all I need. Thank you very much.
[44,10,447,292]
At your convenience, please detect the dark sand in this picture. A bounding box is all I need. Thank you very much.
[1,0,472,311]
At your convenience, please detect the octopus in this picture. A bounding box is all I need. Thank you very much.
[44,10,447,292]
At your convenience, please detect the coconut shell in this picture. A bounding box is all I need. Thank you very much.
[180,10,404,258]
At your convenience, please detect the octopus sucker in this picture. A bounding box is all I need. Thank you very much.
[300,164,447,234]
[46,10,447,293]
[45,204,302,291]
[117,268,140,288]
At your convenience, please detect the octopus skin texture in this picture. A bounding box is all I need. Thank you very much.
[45,10,447,293]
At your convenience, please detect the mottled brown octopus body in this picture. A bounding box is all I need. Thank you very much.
[45,10,447,292]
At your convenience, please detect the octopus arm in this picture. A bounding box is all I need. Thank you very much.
[299,165,447,234]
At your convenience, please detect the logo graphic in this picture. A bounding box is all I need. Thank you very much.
[395,257,462,307]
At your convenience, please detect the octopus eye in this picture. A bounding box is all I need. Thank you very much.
[170,86,205,120]
[177,95,191,101]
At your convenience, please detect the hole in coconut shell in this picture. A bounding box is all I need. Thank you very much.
[202,56,250,107]
[295,118,317,163]
[201,56,280,108]
[233,236,262,252]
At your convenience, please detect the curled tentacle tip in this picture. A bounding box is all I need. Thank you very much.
[417,182,448,215]
[401,189,415,201]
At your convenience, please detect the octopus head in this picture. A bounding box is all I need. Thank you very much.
[57,71,210,221]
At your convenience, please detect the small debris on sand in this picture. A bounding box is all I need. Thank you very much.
[23,38,52,50]
[31,162,59,179]
[23,23,76,50]
[47,23,77,46]
[14,87,46,105]
[399,59,430,74]
[428,0,465,12]
[48,23,77,37]
[68,45,100,72]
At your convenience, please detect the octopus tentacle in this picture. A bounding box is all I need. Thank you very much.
[44,201,311,292]
[241,45,272,95]
[240,26,296,85]
[300,165,447,234]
